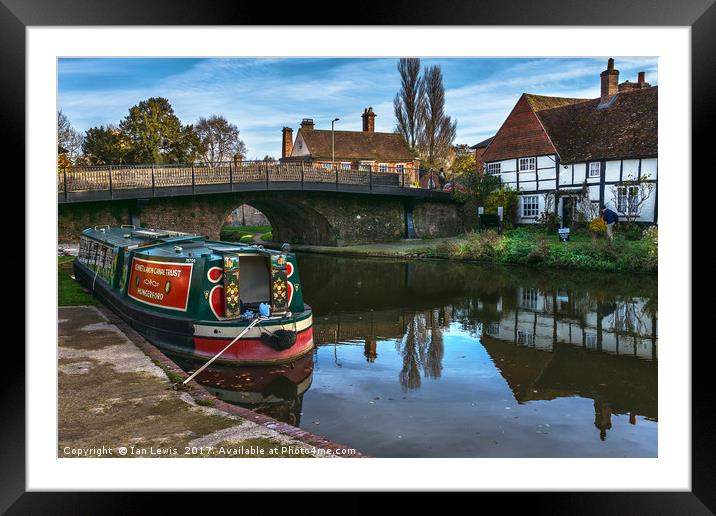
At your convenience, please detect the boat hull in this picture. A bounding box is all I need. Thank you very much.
[73,260,314,365]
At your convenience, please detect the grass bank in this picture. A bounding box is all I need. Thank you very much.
[289,226,658,273]
[220,225,272,243]
[58,256,98,306]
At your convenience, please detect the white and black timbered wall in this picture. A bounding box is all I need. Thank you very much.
[484,154,658,224]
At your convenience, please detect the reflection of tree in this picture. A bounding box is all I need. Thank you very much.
[594,398,613,441]
[397,310,447,391]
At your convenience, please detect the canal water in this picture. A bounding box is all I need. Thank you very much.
[178,255,658,458]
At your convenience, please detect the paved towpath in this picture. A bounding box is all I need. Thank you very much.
[58,305,361,458]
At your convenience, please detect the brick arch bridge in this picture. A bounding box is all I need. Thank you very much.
[58,191,465,246]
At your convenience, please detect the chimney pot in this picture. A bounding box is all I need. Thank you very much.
[300,118,314,130]
[362,107,376,132]
[600,58,619,103]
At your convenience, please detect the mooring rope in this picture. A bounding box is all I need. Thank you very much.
[180,317,265,386]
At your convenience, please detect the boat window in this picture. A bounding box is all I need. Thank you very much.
[239,255,271,307]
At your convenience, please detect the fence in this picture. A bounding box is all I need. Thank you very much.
[57,160,448,202]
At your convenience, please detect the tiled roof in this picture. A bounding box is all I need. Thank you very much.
[470,136,495,149]
[534,87,658,163]
[296,129,414,161]
[483,88,657,164]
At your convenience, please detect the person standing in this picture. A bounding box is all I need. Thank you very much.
[601,206,619,240]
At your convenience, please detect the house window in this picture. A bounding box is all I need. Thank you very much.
[616,186,639,214]
[359,161,372,172]
[585,332,598,349]
[322,163,333,170]
[521,289,539,309]
[517,330,535,347]
[521,195,539,218]
[379,163,389,173]
[341,162,351,171]
[588,162,601,178]
[396,164,405,175]
[518,157,536,172]
[486,163,501,175]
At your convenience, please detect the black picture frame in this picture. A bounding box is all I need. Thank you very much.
[5,0,708,511]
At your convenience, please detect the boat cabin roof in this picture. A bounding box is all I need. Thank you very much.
[81,226,284,260]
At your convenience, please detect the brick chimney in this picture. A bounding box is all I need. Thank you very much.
[281,127,293,158]
[600,58,619,102]
[638,71,646,85]
[300,118,314,130]
[362,107,376,132]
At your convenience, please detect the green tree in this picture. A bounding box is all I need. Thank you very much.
[449,151,476,178]
[82,125,130,165]
[119,97,199,164]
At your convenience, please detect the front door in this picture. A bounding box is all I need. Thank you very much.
[562,198,574,227]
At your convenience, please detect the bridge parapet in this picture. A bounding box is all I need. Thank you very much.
[58,160,450,203]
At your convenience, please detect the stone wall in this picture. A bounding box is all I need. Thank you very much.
[59,192,463,246]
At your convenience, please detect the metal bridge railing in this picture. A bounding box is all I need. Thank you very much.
[58,160,446,201]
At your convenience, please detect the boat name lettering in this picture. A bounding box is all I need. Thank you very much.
[134,263,184,277]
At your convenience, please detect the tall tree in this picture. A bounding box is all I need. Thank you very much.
[393,58,424,153]
[82,125,130,165]
[195,115,246,166]
[57,110,83,164]
[119,97,199,164]
[418,65,457,169]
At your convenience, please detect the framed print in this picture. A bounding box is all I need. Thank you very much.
[5,0,711,511]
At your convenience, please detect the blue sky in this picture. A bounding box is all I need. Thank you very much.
[58,57,657,160]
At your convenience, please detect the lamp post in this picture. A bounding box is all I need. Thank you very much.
[331,118,340,169]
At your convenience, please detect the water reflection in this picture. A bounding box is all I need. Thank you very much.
[175,255,657,457]
[299,255,657,456]
[169,353,313,426]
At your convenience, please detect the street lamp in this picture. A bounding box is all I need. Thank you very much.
[331,118,340,169]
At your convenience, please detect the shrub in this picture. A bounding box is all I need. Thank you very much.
[643,225,658,268]
[485,187,519,229]
[239,234,254,243]
[537,211,561,232]
[526,238,550,263]
[616,222,644,241]
[588,218,607,235]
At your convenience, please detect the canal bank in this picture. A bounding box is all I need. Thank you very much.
[265,227,658,274]
[58,304,362,458]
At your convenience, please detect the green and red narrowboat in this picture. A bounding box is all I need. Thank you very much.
[73,225,313,365]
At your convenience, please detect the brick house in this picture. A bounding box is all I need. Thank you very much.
[470,136,494,169]
[280,107,419,183]
[481,58,657,225]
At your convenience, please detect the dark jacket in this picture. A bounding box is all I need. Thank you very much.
[602,208,619,224]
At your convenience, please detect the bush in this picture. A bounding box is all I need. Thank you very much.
[239,234,254,243]
[616,222,644,241]
[642,225,658,268]
[537,211,561,232]
[485,187,519,229]
[526,238,550,263]
[588,218,607,235]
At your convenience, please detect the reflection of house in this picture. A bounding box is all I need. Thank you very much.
[280,108,419,181]
[482,58,657,225]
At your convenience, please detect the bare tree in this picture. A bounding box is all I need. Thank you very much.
[195,115,247,167]
[57,110,83,164]
[393,58,424,152]
[609,173,656,223]
[418,65,457,169]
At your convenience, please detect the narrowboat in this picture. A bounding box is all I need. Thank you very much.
[73,225,313,365]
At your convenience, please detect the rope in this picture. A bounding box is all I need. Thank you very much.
[181,317,265,386]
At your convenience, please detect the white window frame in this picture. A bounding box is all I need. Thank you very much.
[379,163,389,173]
[518,157,536,172]
[486,162,501,175]
[396,163,405,174]
[616,185,639,214]
[359,161,372,172]
[322,162,333,170]
[521,195,539,218]
[588,162,601,178]
[340,162,352,171]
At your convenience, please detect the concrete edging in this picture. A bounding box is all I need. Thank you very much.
[98,306,365,458]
